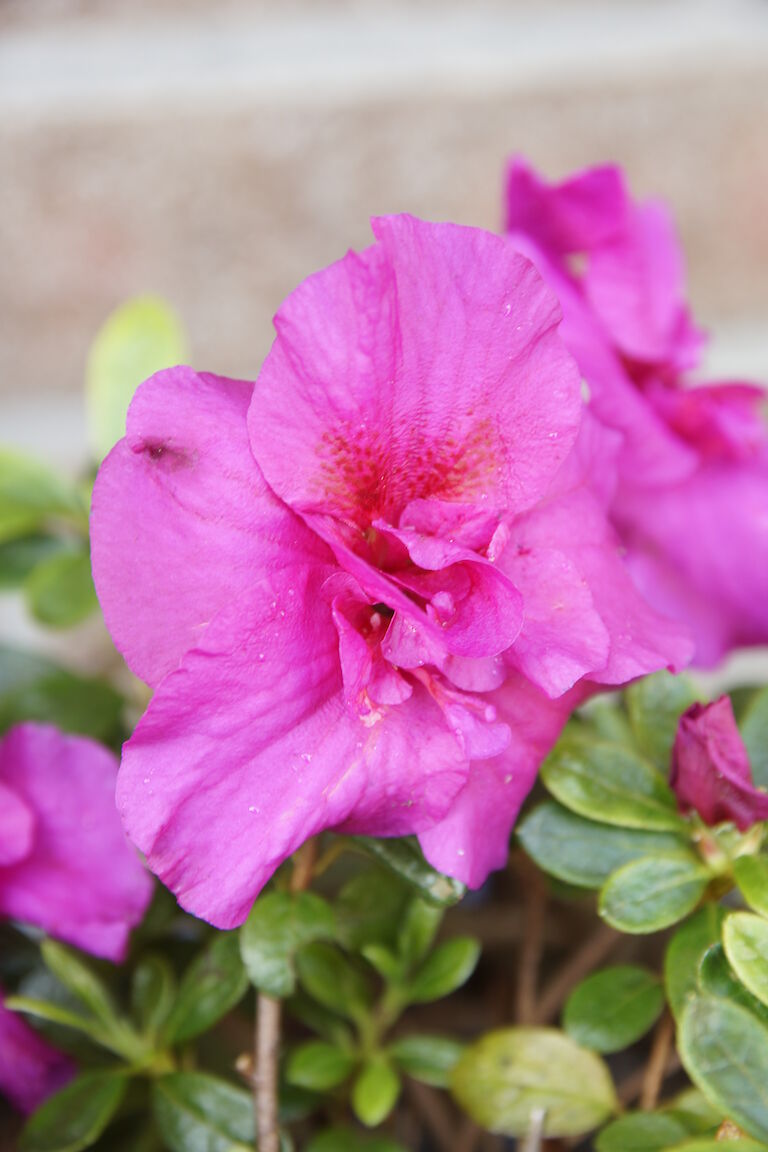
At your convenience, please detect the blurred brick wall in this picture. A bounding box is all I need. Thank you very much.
[1,0,767,429]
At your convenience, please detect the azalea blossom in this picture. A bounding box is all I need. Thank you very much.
[0,723,152,961]
[0,995,73,1114]
[505,157,768,665]
[670,696,768,829]
[91,214,691,928]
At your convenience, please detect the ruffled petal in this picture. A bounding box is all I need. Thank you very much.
[0,725,151,961]
[117,569,467,929]
[91,367,329,688]
[0,782,35,867]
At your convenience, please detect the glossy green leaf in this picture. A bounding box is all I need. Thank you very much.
[152,1073,253,1152]
[0,646,124,743]
[406,937,479,1004]
[286,1040,356,1091]
[40,941,116,1026]
[86,296,187,460]
[389,1034,464,1087]
[19,1071,127,1152]
[625,671,697,768]
[698,944,768,1026]
[397,899,443,967]
[599,854,707,934]
[563,965,664,1053]
[542,738,683,830]
[240,891,335,999]
[680,995,768,1142]
[518,801,691,888]
[666,905,725,1020]
[355,837,465,906]
[334,867,411,951]
[723,913,768,1009]
[24,549,97,628]
[285,990,353,1048]
[352,1058,401,1127]
[0,450,85,542]
[595,1111,690,1152]
[297,942,373,1022]
[734,855,768,918]
[741,687,768,789]
[306,1131,407,1152]
[164,931,248,1043]
[131,955,175,1038]
[452,1027,617,1138]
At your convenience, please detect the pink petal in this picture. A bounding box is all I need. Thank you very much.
[505,156,627,255]
[0,782,35,867]
[0,995,74,1115]
[0,725,152,962]
[117,570,468,929]
[419,676,579,887]
[91,367,329,688]
[248,214,582,525]
[671,697,768,830]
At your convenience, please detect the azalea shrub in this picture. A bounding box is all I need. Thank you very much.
[1,158,767,1152]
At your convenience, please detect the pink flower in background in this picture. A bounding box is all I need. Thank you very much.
[670,697,768,830]
[91,214,691,928]
[0,724,152,962]
[505,157,768,665]
[0,995,73,1115]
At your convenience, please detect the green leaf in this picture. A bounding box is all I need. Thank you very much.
[563,965,665,1053]
[542,738,684,830]
[517,801,691,888]
[599,854,707,934]
[4,995,117,1052]
[698,944,768,1026]
[334,867,411,951]
[86,296,188,460]
[152,1073,253,1152]
[296,942,373,1022]
[664,1142,768,1151]
[354,837,465,906]
[240,891,335,999]
[452,1027,617,1138]
[406,937,479,1004]
[734,856,768,918]
[741,687,768,789]
[131,954,175,1038]
[306,1131,408,1152]
[24,549,97,628]
[359,944,402,982]
[723,913,768,1009]
[40,941,116,1026]
[352,1058,401,1127]
[624,671,697,768]
[0,450,85,542]
[284,990,353,1048]
[666,906,725,1020]
[286,1041,357,1091]
[0,646,124,743]
[0,534,63,589]
[396,899,443,968]
[164,931,247,1043]
[19,1071,127,1152]
[679,995,768,1142]
[595,1111,690,1152]
[388,1034,464,1087]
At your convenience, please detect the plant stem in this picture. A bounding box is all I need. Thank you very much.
[254,837,319,1150]
[640,1012,674,1111]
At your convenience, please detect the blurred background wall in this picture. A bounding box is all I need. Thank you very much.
[2,0,768,465]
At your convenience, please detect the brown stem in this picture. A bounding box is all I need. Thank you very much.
[405,1080,457,1152]
[516,862,548,1024]
[255,838,319,1150]
[640,1012,675,1111]
[534,924,620,1024]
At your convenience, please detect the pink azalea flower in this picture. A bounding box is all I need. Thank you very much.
[0,994,74,1114]
[91,214,692,928]
[504,158,768,665]
[0,723,152,962]
[670,696,768,830]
